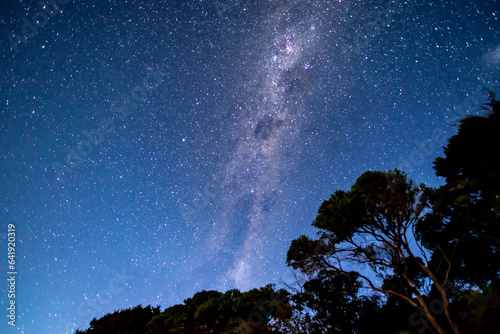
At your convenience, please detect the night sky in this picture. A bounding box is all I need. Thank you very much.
[1,0,499,333]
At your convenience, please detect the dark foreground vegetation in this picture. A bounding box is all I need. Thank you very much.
[76,93,500,333]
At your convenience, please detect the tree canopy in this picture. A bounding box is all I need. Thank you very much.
[285,93,499,334]
[77,285,291,334]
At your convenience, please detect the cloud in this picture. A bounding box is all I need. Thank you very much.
[482,45,500,67]
[480,45,500,91]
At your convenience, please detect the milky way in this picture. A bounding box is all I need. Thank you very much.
[171,0,336,289]
[0,0,498,333]
[217,0,330,288]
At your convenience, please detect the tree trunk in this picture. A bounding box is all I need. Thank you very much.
[435,284,461,334]
[414,295,449,334]
[416,259,461,334]
[422,307,447,334]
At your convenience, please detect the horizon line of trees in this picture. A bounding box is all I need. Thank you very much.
[76,92,499,333]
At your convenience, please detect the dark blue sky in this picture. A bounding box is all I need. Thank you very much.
[1,0,499,333]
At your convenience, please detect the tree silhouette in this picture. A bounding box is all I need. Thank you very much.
[145,285,290,334]
[419,92,500,286]
[75,304,160,334]
[287,170,460,334]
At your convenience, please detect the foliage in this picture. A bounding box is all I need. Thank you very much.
[284,93,500,334]
[75,304,160,334]
[418,92,500,286]
[146,285,290,334]
[289,269,373,333]
[77,286,290,334]
[286,169,463,334]
[455,279,500,333]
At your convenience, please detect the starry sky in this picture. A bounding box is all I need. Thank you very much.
[0,0,499,333]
